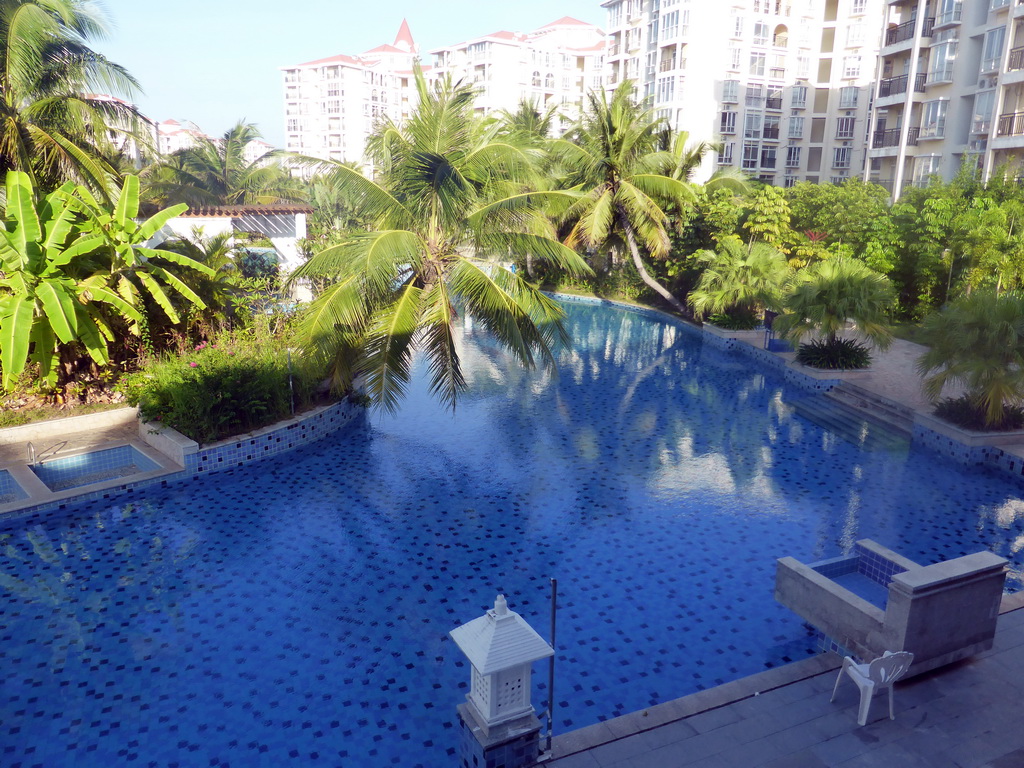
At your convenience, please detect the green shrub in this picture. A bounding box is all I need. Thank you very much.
[118,334,322,443]
[796,337,872,370]
[934,395,1024,432]
[706,310,760,330]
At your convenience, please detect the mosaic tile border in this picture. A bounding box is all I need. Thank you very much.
[0,399,363,522]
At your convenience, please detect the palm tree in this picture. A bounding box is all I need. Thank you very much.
[144,121,305,207]
[0,0,144,197]
[552,82,695,314]
[916,292,1024,427]
[289,73,591,412]
[688,239,791,320]
[160,228,242,327]
[773,257,895,352]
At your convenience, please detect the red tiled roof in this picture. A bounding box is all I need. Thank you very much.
[394,18,415,49]
[179,205,313,218]
[541,16,593,28]
[364,43,405,54]
[292,53,364,68]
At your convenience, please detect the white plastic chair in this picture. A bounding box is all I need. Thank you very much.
[829,650,915,726]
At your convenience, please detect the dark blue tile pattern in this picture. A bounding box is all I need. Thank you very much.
[1,300,1024,767]
[855,542,909,587]
[0,469,27,503]
[32,445,160,492]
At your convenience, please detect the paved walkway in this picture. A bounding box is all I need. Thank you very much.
[547,599,1024,768]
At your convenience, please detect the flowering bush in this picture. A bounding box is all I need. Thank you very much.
[118,332,322,443]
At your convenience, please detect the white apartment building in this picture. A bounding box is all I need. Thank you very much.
[429,17,606,133]
[867,0,1024,196]
[280,21,420,165]
[601,0,885,186]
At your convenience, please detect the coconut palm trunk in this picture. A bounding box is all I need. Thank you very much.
[618,205,687,314]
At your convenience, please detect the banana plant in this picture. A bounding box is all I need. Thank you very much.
[73,175,213,327]
[0,172,142,389]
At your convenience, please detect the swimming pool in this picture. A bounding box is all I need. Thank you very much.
[2,300,1023,767]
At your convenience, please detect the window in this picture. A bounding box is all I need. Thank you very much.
[761,146,777,169]
[657,75,675,103]
[663,10,679,38]
[719,142,735,165]
[742,142,760,170]
[929,39,957,83]
[745,112,763,138]
[532,71,541,87]
[784,176,798,188]
[920,100,948,139]
[763,114,780,140]
[544,73,555,89]
[733,11,743,38]
[912,155,941,186]
[786,145,802,168]
[791,85,808,108]
[843,56,861,78]
[746,85,765,108]
[982,27,1005,73]
[729,46,741,70]
[750,52,766,76]
[851,0,866,14]
[680,10,690,36]
[797,54,811,78]
[835,117,856,139]
[839,86,859,109]
[973,90,995,133]
[847,23,864,47]
[754,22,769,46]
[722,80,740,102]
[788,115,805,138]
[936,0,962,26]
[720,111,737,134]
[609,3,622,26]
[832,147,852,168]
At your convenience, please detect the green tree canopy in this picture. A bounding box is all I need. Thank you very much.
[290,73,591,412]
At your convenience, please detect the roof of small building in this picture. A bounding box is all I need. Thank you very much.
[179,204,313,218]
[449,595,554,675]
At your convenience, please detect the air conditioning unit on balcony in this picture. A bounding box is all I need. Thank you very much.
[969,139,988,152]
[979,77,997,89]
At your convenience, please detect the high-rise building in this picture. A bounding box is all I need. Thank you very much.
[280,21,420,165]
[867,0,1024,197]
[601,0,885,185]
[428,17,606,134]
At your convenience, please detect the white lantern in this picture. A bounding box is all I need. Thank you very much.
[450,594,554,735]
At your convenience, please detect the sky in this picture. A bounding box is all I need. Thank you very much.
[99,0,605,147]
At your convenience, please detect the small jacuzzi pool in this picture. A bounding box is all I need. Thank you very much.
[0,469,28,504]
[30,445,161,492]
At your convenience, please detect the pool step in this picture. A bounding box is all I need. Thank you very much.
[791,396,910,452]
[824,382,916,435]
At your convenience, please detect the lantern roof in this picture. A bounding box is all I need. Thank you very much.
[449,595,554,675]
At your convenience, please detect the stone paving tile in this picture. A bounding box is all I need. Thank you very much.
[762,750,831,768]
[987,747,1024,768]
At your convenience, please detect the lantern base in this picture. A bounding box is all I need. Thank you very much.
[457,702,542,768]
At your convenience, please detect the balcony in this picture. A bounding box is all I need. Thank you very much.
[660,59,677,72]
[766,96,784,110]
[871,127,920,147]
[1010,45,1024,71]
[927,68,954,85]
[997,111,1024,136]
[884,17,934,45]
[878,72,927,97]
[763,126,781,140]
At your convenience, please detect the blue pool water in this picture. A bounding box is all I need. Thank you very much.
[2,300,1024,767]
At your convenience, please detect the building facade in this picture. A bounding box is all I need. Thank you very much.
[428,17,606,134]
[280,21,420,165]
[601,0,886,185]
[867,0,1024,196]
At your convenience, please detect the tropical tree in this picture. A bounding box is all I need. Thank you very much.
[159,228,243,327]
[289,73,591,412]
[688,239,791,322]
[916,292,1024,427]
[773,257,895,368]
[0,0,144,197]
[144,121,306,207]
[553,82,695,314]
[0,171,212,391]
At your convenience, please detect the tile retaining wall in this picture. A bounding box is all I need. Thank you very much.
[0,400,363,522]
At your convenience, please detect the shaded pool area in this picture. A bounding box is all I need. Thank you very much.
[1,301,1023,767]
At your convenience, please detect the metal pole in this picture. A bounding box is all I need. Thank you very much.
[287,349,295,416]
[547,577,557,752]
